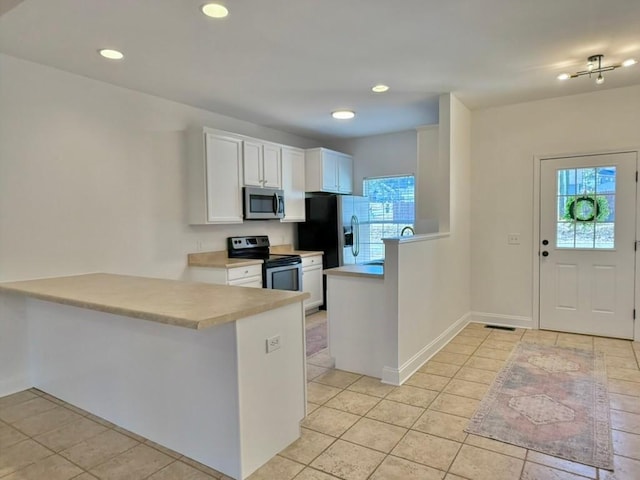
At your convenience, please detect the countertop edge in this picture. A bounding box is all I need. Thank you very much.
[0,280,310,330]
[324,266,384,279]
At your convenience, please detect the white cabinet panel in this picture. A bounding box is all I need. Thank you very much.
[243,141,282,189]
[305,148,352,194]
[227,264,263,281]
[281,147,305,222]
[189,265,263,288]
[262,144,282,188]
[243,140,263,187]
[337,154,353,194]
[322,152,339,191]
[188,128,244,225]
[302,255,323,311]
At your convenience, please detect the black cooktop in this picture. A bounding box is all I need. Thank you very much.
[227,236,301,267]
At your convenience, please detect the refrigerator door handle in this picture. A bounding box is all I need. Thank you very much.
[350,215,357,256]
[352,215,360,257]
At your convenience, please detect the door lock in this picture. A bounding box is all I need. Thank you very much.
[541,251,549,257]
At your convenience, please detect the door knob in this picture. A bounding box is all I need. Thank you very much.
[542,251,549,257]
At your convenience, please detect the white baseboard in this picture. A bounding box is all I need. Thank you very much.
[470,312,534,330]
[381,312,472,386]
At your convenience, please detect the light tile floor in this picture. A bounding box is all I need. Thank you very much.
[1,318,639,480]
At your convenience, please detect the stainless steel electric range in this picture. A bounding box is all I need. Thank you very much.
[227,236,302,291]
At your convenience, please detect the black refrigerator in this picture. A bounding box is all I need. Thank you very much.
[296,195,369,308]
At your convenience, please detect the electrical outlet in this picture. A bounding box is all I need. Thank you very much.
[196,240,203,252]
[266,334,281,353]
[507,233,521,245]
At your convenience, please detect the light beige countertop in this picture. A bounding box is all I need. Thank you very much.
[270,245,324,258]
[324,265,384,278]
[187,245,324,268]
[187,251,263,268]
[0,273,309,330]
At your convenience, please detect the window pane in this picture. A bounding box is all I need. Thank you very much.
[576,168,596,194]
[575,223,595,248]
[555,166,615,250]
[557,195,572,221]
[557,169,576,195]
[595,223,614,249]
[596,167,616,194]
[557,222,575,248]
[362,175,415,262]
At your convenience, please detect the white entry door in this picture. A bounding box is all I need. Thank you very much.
[539,152,637,339]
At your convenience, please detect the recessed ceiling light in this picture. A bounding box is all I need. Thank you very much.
[98,49,124,60]
[332,110,355,120]
[372,84,390,93]
[622,58,637,67]
[557,73,570,81]
[201,3,229,18]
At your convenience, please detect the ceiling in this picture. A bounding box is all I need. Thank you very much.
[1,0,639,141]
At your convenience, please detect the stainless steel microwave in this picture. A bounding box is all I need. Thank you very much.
[243,187,285,220]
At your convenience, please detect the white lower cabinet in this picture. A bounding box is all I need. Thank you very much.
[190,264,263,288]
[302,255,323,311]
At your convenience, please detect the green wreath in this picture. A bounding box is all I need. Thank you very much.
[562,195,610,222]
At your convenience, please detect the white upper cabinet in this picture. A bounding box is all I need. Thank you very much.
[281,147,306,222]
[243,140,282,189]
[187,128,244,224]
[305,148,353,194]
[336,152,353,194]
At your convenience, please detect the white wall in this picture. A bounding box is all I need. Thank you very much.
[395,94,471,378]
[335,130,418,195]
[471,85,640,325]
[0,54,321,282]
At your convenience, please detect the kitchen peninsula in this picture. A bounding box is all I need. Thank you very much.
[0,273,309,480]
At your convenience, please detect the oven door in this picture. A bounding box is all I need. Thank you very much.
[244,187,285,220]
[265,263,302,291]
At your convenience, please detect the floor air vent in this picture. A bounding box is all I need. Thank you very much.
[484,325,516,331]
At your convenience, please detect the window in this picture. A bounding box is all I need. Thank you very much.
[362,175,415,260]
[556,166,616,249]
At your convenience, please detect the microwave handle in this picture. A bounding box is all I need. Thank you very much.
[272,193,278,215]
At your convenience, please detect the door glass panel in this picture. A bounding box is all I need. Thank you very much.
[555,166,616,249]
[557,222,575,248]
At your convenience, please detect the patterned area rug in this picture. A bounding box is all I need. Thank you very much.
[465,342,613,469]
[306,321,327,357]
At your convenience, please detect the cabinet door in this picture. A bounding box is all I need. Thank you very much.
[281,147,305,222]
[321,151,339,192]
[243,140,263,187]
[262,144,282,188]
[303,264,323,310]
[205,133,244,223]
[337,154,353,194]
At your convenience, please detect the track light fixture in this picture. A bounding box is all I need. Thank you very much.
[557,54,637,85]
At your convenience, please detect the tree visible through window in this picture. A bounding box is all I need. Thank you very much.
[362,175,415,260]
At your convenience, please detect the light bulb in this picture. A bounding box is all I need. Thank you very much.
[622,58,637,67]
[332,110,355,120]
[557,73,570,81]
[371,84,390,93]
[596,74,604,85]
[201,3,229,18]
[98,49,124,60]
[587,62,594,71]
